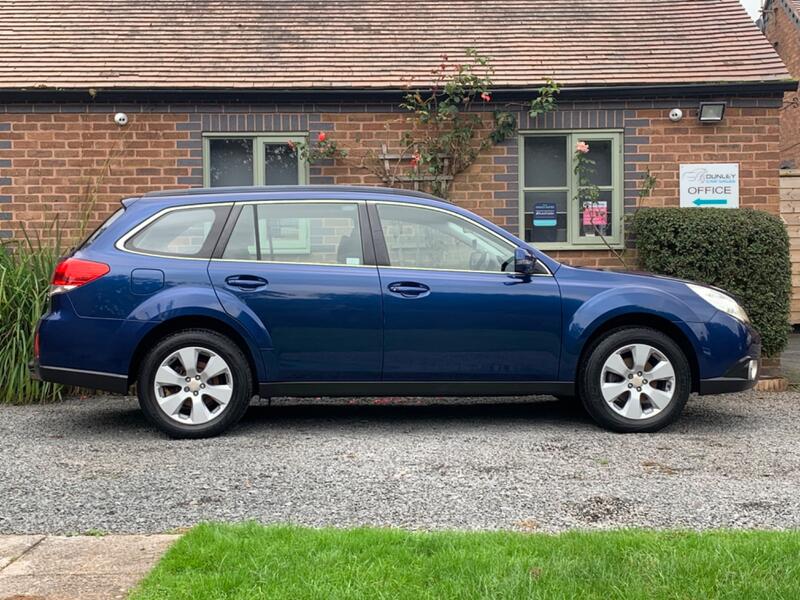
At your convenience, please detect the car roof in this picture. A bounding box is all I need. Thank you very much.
[137,185,443,203]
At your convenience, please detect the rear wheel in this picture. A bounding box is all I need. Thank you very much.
[137,329,253,438]
[579,327,690,433]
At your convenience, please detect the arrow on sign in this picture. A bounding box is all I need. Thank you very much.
[693,198,728,206]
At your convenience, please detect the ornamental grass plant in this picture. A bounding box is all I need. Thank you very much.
[0,223,65,403]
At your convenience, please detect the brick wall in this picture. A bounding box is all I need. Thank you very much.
[763,0,800,168]
[0,96,782,269]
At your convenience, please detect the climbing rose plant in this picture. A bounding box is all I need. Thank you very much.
[289,49,560,200]
[573,141,658,270]
[290,132,348,163]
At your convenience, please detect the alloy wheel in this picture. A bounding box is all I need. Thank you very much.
[152,346,234,425]
[599,343,676,420]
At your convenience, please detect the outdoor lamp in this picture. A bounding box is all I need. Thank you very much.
[698,102,726,123]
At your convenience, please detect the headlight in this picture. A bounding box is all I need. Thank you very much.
[687,283,749,324]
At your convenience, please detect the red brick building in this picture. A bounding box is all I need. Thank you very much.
[0,0,793,268]
[763,0,800,168]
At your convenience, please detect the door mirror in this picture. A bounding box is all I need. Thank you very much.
[514,248,537,275]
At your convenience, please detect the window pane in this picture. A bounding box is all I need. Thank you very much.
[578,190,614,239]
[524,136,567,188]
[256,203,362,265]
[377,204,515,272]
[128,207,219,257]
[524,191,568,244]
[264,143,299,185]
[584,140,613,187]
[222,205,257,260]
[209,139,253,187]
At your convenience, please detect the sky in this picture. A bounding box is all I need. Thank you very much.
[739,0,762,20]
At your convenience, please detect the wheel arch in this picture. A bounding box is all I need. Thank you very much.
[576,313,700,393]
[127,316,263,391]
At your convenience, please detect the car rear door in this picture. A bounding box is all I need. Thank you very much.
[370,201,562,381]
[208,199,382,382]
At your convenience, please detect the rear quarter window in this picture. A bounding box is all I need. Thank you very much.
[124,205,230,258]
[80,207,125,250]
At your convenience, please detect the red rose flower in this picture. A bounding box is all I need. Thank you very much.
[318,132,327,143]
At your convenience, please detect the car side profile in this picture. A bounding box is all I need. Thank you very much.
[31,186,760,438]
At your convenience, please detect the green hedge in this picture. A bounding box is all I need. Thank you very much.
[632,207,790,357]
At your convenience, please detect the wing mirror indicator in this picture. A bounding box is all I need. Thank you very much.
[514,248,537,275]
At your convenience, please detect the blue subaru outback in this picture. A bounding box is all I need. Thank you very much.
[32,186,760,438]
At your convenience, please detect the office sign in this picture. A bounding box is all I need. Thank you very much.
[680,163,739,208]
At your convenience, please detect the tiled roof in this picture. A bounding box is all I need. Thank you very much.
[0,0,790,91]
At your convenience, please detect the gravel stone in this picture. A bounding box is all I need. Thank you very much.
[1,391,800,534]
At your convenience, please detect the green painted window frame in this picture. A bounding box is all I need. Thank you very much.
[518,130,624,250]
[202,132,309,188]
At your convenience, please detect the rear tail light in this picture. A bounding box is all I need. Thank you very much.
[50,257,110,294]
[33,330,40,359]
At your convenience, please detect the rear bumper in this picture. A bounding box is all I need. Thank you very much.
[29,359,129,394]
[698,355,760,395]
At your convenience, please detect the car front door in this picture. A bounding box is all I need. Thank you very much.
[208,200,382,382]
[371,202,562,381]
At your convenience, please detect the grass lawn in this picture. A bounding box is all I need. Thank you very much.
[131,523,800,599]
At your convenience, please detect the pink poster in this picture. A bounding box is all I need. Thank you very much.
[583,202,608,226]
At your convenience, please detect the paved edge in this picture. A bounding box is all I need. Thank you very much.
[0,534,179,600]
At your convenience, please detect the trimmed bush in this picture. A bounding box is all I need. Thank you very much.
[0,231,64,403]
[632,207,790,357]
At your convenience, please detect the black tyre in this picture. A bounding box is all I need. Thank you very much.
[137,329,253,439]
[578,327,691,433]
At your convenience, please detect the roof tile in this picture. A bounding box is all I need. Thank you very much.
[0,0,790,90]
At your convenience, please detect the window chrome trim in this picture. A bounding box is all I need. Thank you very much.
[115,202,234,260]
[369,200,553,277]
[114,197,552,276]
[210,258,375,268]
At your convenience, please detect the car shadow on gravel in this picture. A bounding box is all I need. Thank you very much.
[240,398,595,430]
[62,395,745,438]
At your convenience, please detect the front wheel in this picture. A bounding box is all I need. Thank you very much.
[579,327,691,433]
[137,329,253,439]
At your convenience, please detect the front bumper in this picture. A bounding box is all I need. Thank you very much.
[29,358,129,394]
[698,356,760,395]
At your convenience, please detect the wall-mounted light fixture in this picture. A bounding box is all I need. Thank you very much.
[698,102,726,124]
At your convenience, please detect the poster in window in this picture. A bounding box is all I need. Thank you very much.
[582,201,608,227]
[533,203,557,227]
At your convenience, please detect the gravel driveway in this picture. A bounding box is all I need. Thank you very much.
[1,391,799,534]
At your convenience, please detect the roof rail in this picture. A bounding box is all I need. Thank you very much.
[141,185,444,201]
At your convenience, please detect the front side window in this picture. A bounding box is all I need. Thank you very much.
[222,202,363,266]
[377,203,515,273]
[521,132,622,249]
[126,206,227,257]
[205,135,307,187]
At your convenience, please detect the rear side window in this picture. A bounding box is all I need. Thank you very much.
[125,206,229,258]
[222,202,363,266]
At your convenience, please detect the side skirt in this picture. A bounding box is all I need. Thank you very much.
[259,381,575,398]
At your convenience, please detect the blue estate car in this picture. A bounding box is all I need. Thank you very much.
[32,186,760,438]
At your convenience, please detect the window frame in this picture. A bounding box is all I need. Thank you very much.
[214,199,374,268]
[518,129,624,250]
[368,201,528,276]
[116,203,233,260]
[202,133,309,188]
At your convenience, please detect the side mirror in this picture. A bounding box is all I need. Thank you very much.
[514,248,536,275]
